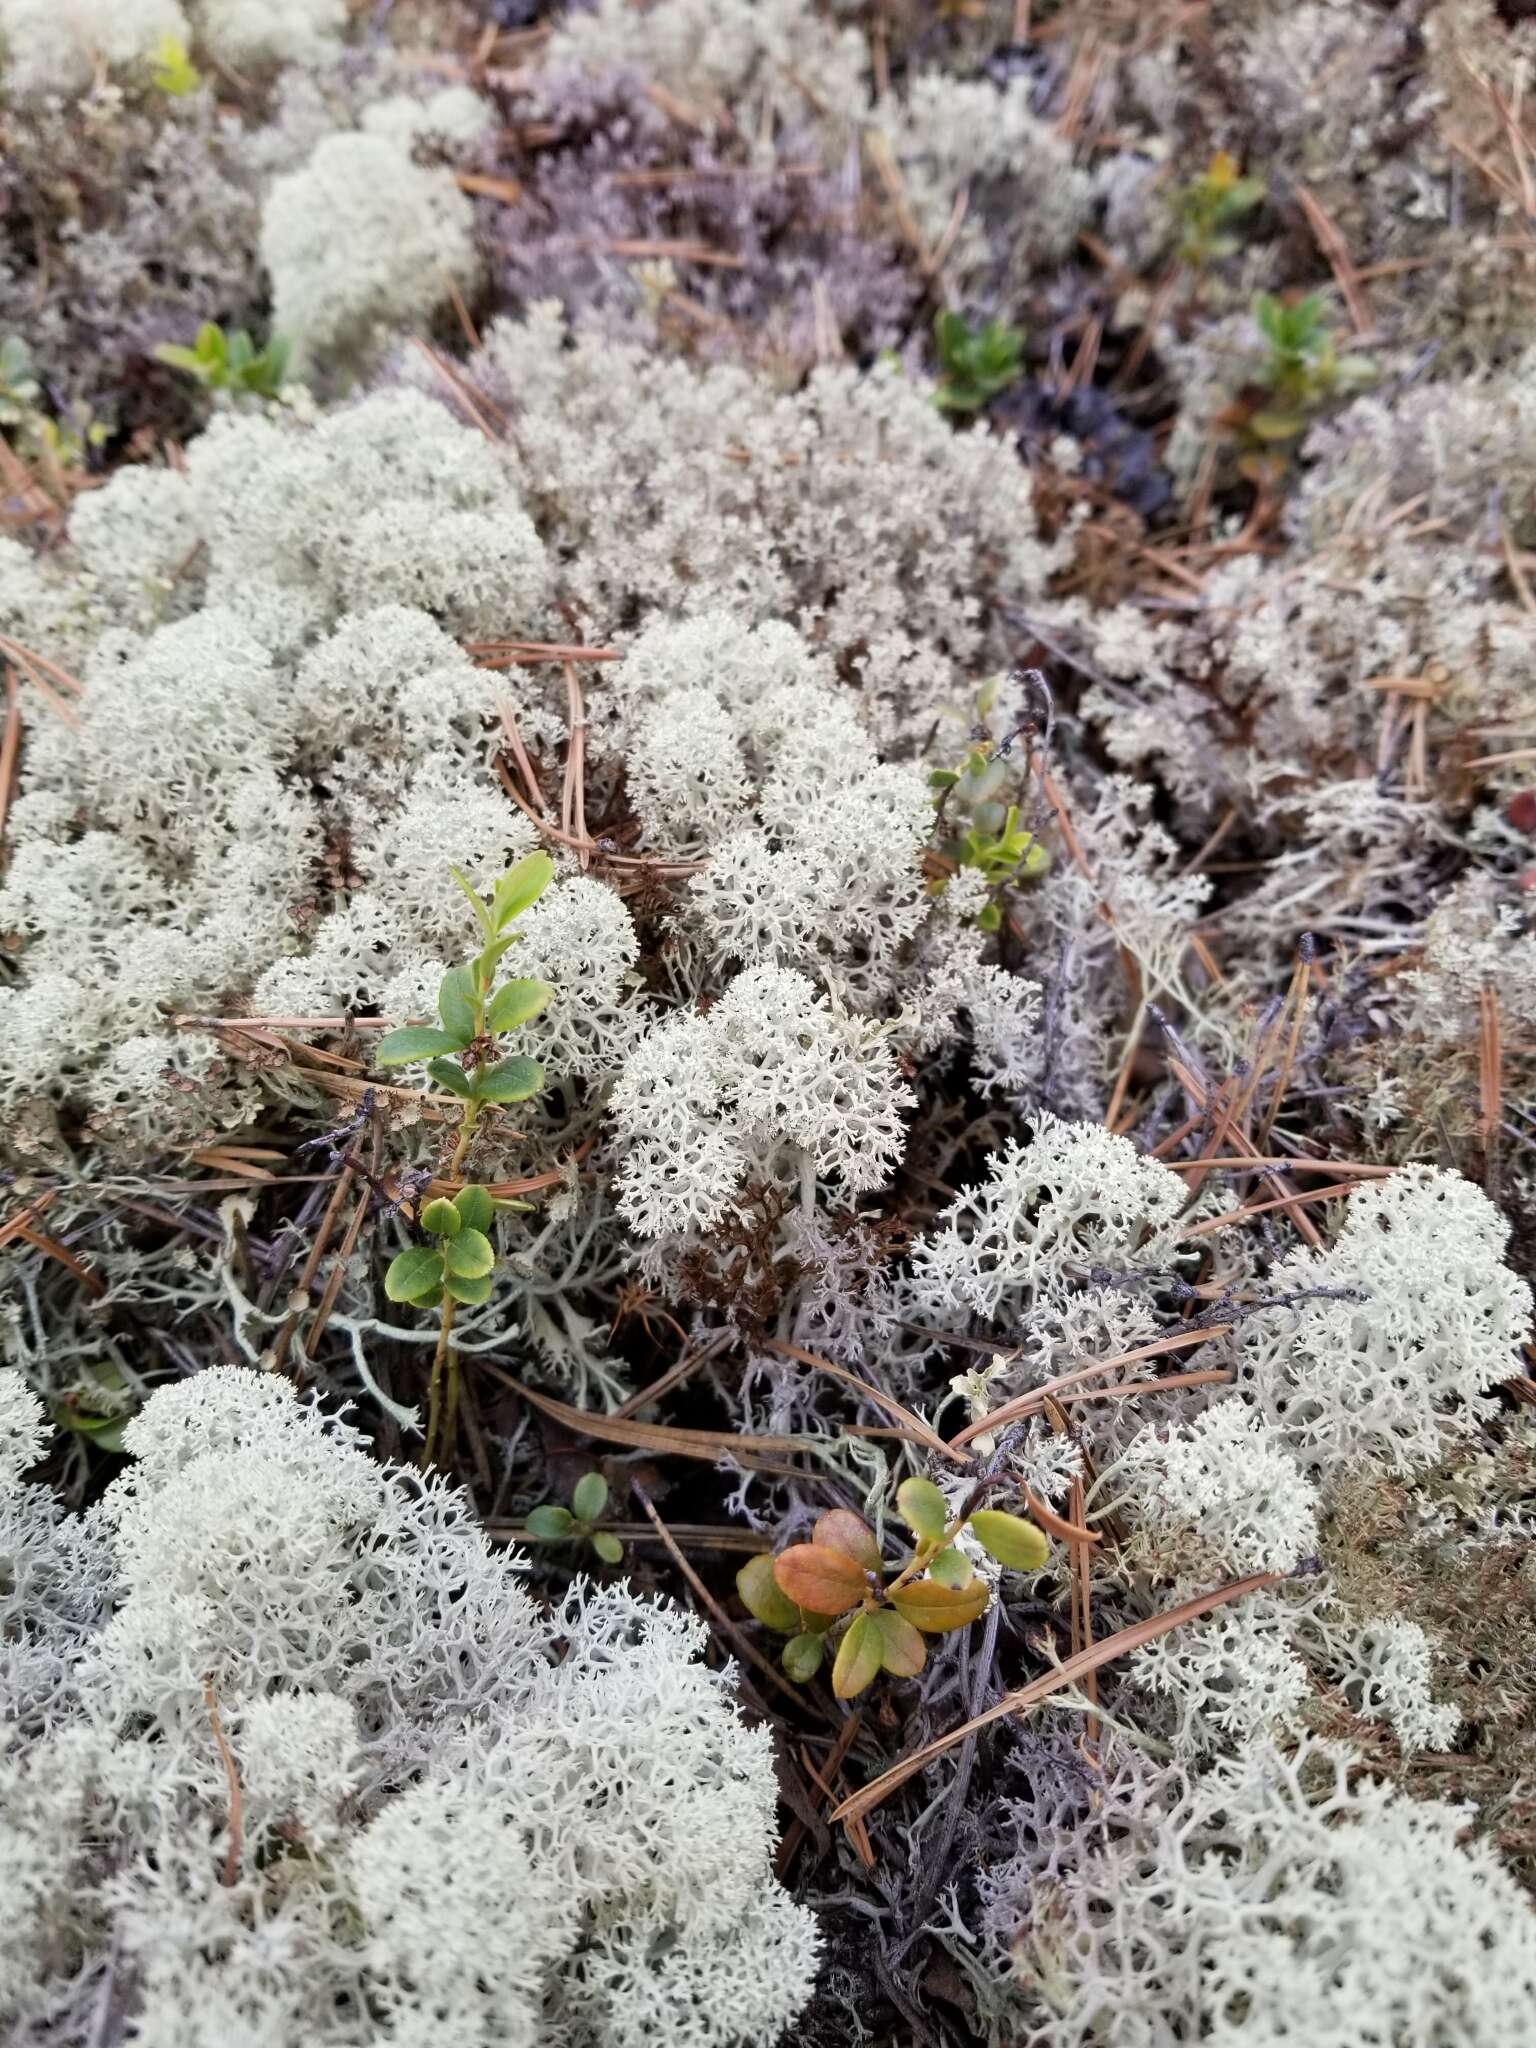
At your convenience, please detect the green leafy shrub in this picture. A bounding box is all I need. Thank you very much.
[525,1470,625,1565]
[928,676,1050,929]
[155,322,289,397]
[1173,150,1265,266]
[737,1478,1046,1698]
[374,850,555,1176]
[933,309,1024,414]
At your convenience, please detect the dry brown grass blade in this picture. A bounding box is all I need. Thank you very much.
[455,170,524,205]
[203,1676,244,1887]
[1480,985,1502,1151]
[1159,1153,1394,1176]
[479,1364,816,1475]
[0,670,21,850]
[761,1336,970,1464]
[830,1571,1280,1824]
[949,1326,1231,1447]
[1022,1486,1100,1545]
[1180,1178,1362,1238]
[408,337,507,440]
[13,1223,105,1297]
[0,634,80,726]
[1294,183,1372,334]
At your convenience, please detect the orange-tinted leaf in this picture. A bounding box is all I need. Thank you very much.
[889,1578,991,1634]
[832,1611,883,1699]
[873,1608,926,1678]
[812,1508,881,1574]
[773,1544,868,1617]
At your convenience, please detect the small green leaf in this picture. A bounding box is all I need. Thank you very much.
[474,1055,544,1104]
[929,1545,974,1589]
[55,1407,129,1453]
[473,934,519,983]
[426,1057,476,1099]
[150,32,200,94]
[375,1027,464,1067]
[738,1553,804,1633]
[873,1607,927,1678]
[967,1509,1049,1572]
[453,1184,494,1233]
[420,1197,463,1237]
[525,1504,574,1540]
[450,865,496,938]
[492,851,555,929]
[443,1228,495,1280]
[384,1246,445,1304]
[1247,410,1303,442]
[591,1530,624,1565]
[929,769,960,791]
[896,1476,950,1545]
[832,1611,883,1700]
[572,1471,609,1521]
[782,1632,825,1683]
[444,1272,493,1306]
[438,965,477,1043]
[486,978,555,1034]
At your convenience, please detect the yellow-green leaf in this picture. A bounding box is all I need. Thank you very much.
[453,1185,494,1233]
[929,1545,973,1589]
[738,1554,802,1633]
[873,1607,927,1678]
[896,1476,949,1544]
[443,1228,495,1280]
[968,1509,1049,1572]
[888,1579,991,1634]
[782,1632,825,1683]
[832,1612,883,1699]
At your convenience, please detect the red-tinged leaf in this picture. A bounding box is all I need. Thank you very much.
[873,1608,926,1679]
[832,1611,882,1699]
[773,1544,869,1617]
[888,1578,991,1635]
[812,1508,881,1574]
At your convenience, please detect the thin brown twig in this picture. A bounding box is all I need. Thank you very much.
[632,1483,810,1711]
[0,670,22,851]
[202,1677,244,1888]
[761,1337,969,1464]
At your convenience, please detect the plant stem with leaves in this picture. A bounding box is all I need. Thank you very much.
[377,851,556,1467]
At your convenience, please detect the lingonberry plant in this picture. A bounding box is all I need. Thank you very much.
[737,1477,1047,1698]
[377,850,556,1465]
[929,676,1050,929]
[374,850,555,1176]
[525,1470,625,1565]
